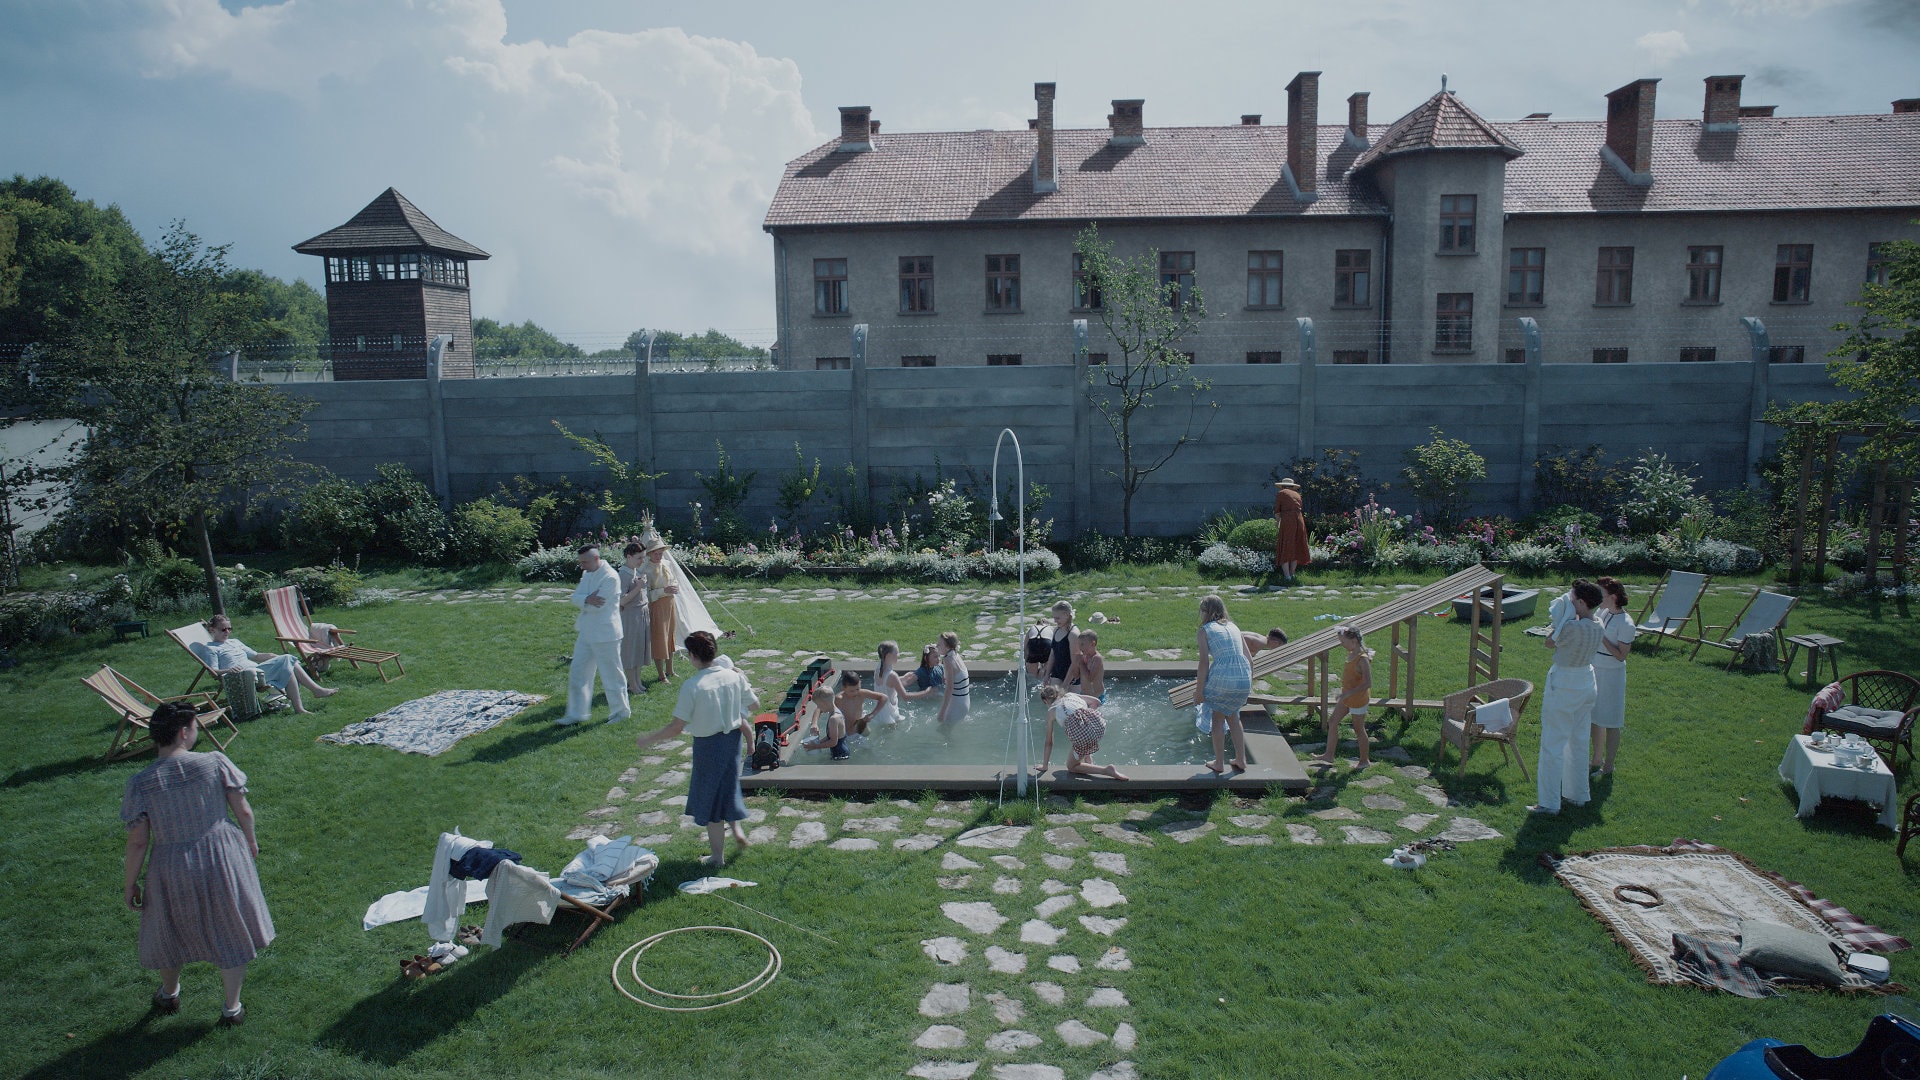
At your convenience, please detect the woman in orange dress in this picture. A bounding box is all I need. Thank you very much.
[1273,477,1311,582]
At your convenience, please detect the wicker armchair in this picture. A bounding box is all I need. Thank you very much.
[1812,670,1920,770]
[1435,678,1534,779]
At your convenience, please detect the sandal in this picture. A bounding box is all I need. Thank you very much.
[457,925,484,946]
[151,991,181,1015]
[402,955,430,979]
[217,1006,246,1028]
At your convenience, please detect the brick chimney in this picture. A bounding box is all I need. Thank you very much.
[1895,99,1920,114]
[837,106,873,153]
[1703,75,1743,132]
[1108,99,1144,146]
[1345,91,1369,148]
[1740,105,1776,118]
[1284,71,1321,202]
[1033,82,1059,194]
[1241,114,1261,125]
[1602,78,1658,187]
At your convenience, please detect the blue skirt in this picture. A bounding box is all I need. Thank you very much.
[687,727,748,826]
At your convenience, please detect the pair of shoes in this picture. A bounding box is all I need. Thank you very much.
[151,990,181,1015]
[1526,804,1558,815]
[217,1006,246,1028]
[458,925,484,946]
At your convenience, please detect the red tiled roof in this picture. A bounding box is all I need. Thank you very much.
[1350,91,1522,173]
[1496,114,1920,213]
[293,188,490,259]
[763,126,1387,229]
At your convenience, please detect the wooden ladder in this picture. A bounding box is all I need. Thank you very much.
[1464,575,1505,687]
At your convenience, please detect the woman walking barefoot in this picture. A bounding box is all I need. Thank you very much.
[1194,595,1253,774]
[636,631,757,868]
[1589,577,1636,778]
[1314,626,1373,768]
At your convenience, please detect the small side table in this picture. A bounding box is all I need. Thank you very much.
[1784,633,1843,690]
[112,619,150,642]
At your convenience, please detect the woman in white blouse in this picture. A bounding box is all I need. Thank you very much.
[1589,577,1637,778]
[636,631,758,868]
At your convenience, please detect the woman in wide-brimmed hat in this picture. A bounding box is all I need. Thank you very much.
[1272,478,1311,583]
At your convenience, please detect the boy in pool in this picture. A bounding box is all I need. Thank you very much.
[1034,682,1128,781]
[1065,630,1106,702]
[799,687,852,759]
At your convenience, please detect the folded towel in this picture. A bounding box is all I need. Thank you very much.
[1474,697,1514,735]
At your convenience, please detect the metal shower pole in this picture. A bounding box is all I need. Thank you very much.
[990,428,1030,797]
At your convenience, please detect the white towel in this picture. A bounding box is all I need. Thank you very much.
[1474,697,1514,735]
[678,876,758,895]
[364,880,487,931]
[1547,592,1576,637]
[481,860,561,947]
[423,830,492,942]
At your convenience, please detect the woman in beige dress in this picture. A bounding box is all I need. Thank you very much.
[617,542,652,692]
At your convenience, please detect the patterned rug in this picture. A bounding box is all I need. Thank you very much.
[319,691,546,756]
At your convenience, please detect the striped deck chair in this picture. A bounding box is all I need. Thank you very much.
[84,665,236,761]
[1633,570,1711,650]
[1689,588,1797,670]
[264,585,403,682]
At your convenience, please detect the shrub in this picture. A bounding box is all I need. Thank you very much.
[1198,543,1271,576]
[1224,517,1279,554]
[517,543,582,582]
[278,565,363,607]
[695,441,756,548]
[281,477,376,558]
[1199,506,1269,545]
[1281,448,1376,522]
[1534,445,1624,516]
[1063,534,1191,570]
[366,464,449,562]
[1711,487,1786,560]
[136,556,206,611]
[1618,453,1702,534]
[1496,541,1561,573]
[1405,542,1481,571]
[450,498,538,565]
[1692,539,1764,575]
[1402,427,1486,528]
[1566,540,1634,571]
[924,480,975,553]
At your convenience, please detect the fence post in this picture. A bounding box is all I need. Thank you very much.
[850,324,871,517]
[1740,316,1771,490]
[1517,317,1543,515]
[1295,317,1316,461]
[634,330,656,511]
[1072,319,1091,537]
[426,334,452,510]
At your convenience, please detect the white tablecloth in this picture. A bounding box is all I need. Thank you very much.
[1778,734,1898,829]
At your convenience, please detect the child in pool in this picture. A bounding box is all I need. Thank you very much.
[1034,682,1129,781]
[1064,630,1106,702]
[800,687,852,759]
[1243,627,1288,656]
[935,632,971,724]
[1313,625,1373,768]
[833,670,892,736]
[911,644,945,692]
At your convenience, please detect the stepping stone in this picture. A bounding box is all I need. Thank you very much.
[985,1031,1045,1054]
[828,838,879,851]
[1046,813,1099,824]
[1352,775,1394,789]
[1229,815,1271,829]
[927,817,965,829]
[917,1025,968,1049]
[1113,1023,1138,1052]
[1094,947,1132,971]
[910,1063,979,1080]
[1056,1020,1107,1047]
[1029,981,1066,1006]
[993,876,1024,895]
[1396,813,1438,833]
[1090,852,1130,876]
[1311,807,1362,821]
[1377,745,1414,763]
[634,833,671,847]
[1086,987,1129,1008]
[1080,879,1127,909]
[844,816,901,833]
[564,824,602,840]
[1123,809,1153,821]
[942,853,982,871]
[1043,827,1087,850]
[943,902,1008,935]
[919,983,970,1018]
[991,855,1027,870]
[789,821,828,847]
[1223,834,1273,846]
[1158,820,1215,843]
[1020,920,1067,946]
[617,768,640,783]
[985,945,1027,974]
[897,834,943,852]
[1091,824,1153,847]
[656,771,688,786]
[937,876,973,890]
[1415,785,1454,808]
[1397,765,1433,780]
[778,806,823,819]
[986,991,1024,1024]
[1034,895,1075,919]
[1437,817,1503,842]
[1079,915,1128,937]
[586,807,619,819]
[658,795,690,808]
[745,825,779,845]
[605,786,628,801]
[1362,794,1407,811]
[1040,853,1074,871]
[923,937,969,965]
[744,808,767,823]
[1340,826,1394,845]
[1040,879,1072,895]
[1047,955,1081,974]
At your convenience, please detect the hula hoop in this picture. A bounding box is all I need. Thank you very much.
[610,925,781,1012]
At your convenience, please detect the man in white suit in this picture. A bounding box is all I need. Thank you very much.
[558,544,630,725]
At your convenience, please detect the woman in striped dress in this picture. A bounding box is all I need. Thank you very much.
[1195,595,1253,774]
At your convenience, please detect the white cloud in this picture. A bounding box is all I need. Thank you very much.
[1722,0,1854,14]
[1634,29,1693,64]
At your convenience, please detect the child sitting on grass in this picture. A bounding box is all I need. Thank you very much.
[1034,682,1129,782]
[1313,624,1373,769]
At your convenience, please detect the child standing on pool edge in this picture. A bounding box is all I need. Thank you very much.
[1314,625,1373,768]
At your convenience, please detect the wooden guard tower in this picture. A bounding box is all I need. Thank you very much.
[293,189,489,381]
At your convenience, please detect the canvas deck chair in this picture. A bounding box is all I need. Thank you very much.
[1634,570,1711,649]
[167,620,223,695]
[1690,588,1797,670]
[84,665,236,761]
[504,837,658,955]
[264,585,403,682]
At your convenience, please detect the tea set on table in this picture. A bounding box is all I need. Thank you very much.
[1809,730,1880,771]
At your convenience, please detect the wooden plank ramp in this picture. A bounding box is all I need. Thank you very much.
[1168,565,1505,708]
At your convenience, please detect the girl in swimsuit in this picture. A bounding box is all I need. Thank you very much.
[1313,625,1374,768]
[871,640,936,728]
[936,632,971,724]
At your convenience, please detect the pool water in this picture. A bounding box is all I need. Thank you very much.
[795,675,1231,767]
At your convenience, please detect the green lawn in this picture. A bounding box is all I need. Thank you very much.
[2,566,1916,1079]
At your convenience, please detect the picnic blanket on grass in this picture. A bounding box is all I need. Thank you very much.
[319,691,545,756]
[1542,842,1902,996]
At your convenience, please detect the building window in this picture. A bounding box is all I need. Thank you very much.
[986,254,1021,311]
[1507,248,1544,305]
[1332,350,1369,365]
[1686,246,1722,303]
[1160,251,1196,308]
[327,255,373,284]
[1246,251,1283,308]
[1334,249,1371,307]
[354,335,367,352]
[1866,243,1891,287]
[420,254,466,286]
[1503,348,1527,364]
[1245,351,1285,364]
[1592,348,1628,364]
[1084,352,1109,365]
[986,354,1022,366]
[815,356,850,370]
[371,253,421,281]
[814,258,848,315]
[1769,345,1806,364]
[390,334,403,351]
[901,355,935,367]
[1595,247,1634,305]
[1434,293,1473,352]
[1773,244,1812,303]
[1679,346,1717,363]
[1072,253,1102,310]
[899,256,935,313]
[1439,194,1477,253]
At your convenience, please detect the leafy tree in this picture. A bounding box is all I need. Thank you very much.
[1401,427,1487,528]
[1073,223,1217,536]
[225,268,327,363]
[1829,236,1920,471]
[0,175,149,349]
[26,222,315,613]
[624,328,769,361]
[471,317,584,359]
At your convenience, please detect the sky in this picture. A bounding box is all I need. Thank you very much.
[2,0,1915,351]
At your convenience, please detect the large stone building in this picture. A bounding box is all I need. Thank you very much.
[764,75,1920,368]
